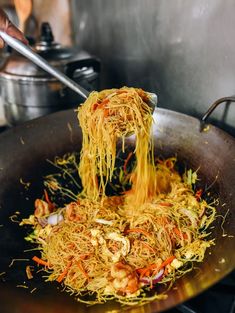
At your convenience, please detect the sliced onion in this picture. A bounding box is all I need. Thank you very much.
[37,217,48,227]
[95,218,113,225]
[140,268,164,285]
[47,213,63,226]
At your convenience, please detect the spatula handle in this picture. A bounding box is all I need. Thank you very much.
[0,30,89,100]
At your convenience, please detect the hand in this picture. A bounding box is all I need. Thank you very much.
[0,8,28,48]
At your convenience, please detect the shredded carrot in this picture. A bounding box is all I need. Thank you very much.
[77,261,89,281]
[95,98,110,111]
[125,228,152,238]
[44,189,54,211]
[123,152,133,174]
[136,268,147,275]
[137,255,175,278]
[100,98,109,106]
[68,243,75,249]
[159,202,173,207]
[57,261,72,283]
[32,256,49,267]
[141,242,156,253]
[173,227,188,240]
[137,263,157,278]
[173,227,181,237]
[159,256,176,270]
[79,254,90,260]
[195,188,203,201]
[103,108,110,117]
[93,102,99,111]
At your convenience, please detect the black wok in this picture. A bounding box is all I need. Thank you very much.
[0,108,234,313]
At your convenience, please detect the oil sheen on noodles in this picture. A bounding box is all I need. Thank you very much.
[78,87,155,204]
[20,87,217,306]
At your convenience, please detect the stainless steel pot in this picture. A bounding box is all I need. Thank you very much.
[0,23,100,125]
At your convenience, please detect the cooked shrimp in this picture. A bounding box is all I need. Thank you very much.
[65,202,81,221]
[110,262,139,295]
[34,199,50,217]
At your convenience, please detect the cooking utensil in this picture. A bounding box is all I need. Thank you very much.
[0,30,158,113]
[0,103,234,312]
[14,0,33,32]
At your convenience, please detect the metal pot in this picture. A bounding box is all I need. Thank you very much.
[0,23,100,125]
[0,104,234,312]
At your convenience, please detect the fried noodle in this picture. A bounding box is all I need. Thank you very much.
[20,87,216,305]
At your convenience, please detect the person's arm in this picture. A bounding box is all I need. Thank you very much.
[0,8,28,48]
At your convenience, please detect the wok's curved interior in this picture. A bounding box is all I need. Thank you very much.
[0,108,234,313]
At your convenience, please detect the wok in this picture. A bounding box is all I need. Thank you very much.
[0,107,234,313]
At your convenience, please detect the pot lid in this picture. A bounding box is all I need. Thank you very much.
[0,22,87,78]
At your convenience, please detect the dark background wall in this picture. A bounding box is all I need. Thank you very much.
[71,0,235,135]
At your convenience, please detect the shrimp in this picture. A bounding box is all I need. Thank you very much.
[65,202,81,221]
[110,262,139,295]
[34,199,50,217]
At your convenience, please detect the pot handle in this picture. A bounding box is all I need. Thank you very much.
[65,58,100,78]
[200,96,235,131]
